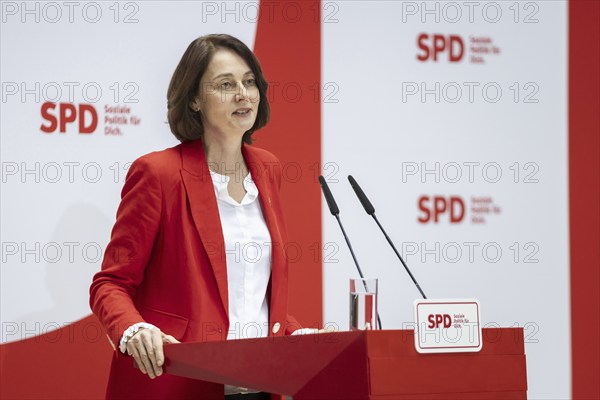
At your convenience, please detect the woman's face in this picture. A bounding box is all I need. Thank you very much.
[192,49,260,141]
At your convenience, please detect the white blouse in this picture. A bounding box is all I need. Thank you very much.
[209,170,272,340]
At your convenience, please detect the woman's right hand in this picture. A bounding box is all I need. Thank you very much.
[126,328,180,379]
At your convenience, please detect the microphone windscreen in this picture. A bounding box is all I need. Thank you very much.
[319,175,340,215]
[348,175,376,215]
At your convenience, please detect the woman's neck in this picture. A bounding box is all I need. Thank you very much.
[202,132,247,177]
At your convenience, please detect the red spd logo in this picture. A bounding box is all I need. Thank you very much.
[40,102,98,134]
[417,34,464,62]
[428,314,452,329]
[418,195,465,223]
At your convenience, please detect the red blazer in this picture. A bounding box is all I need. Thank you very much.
[89,140,300,399]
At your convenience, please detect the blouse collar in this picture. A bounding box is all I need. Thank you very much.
[209,170,259,206]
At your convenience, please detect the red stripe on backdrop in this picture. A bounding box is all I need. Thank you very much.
[253,1,322,327]
[569,0,600,399]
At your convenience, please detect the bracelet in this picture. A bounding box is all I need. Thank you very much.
[119,322,159,354]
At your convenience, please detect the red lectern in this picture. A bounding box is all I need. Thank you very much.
[163,328,527,399]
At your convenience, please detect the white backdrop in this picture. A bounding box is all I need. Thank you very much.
[1,1,258,337]
[322,2,569,399]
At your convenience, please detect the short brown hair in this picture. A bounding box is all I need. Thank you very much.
[167,34,270,143]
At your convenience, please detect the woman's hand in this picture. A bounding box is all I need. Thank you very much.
[126,328,180,379]
[291,326,338,335]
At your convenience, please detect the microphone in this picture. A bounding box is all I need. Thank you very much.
[348,175,428,299]
[319,175,340,216]
[318,176,382,329]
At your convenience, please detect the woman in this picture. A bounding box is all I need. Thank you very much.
[89,34,302,399]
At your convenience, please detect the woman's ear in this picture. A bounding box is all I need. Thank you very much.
[189,98,200,112]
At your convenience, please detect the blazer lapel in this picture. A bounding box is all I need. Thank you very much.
[242,145,282,248]
[243,145,286,329]
[180,140,229,318]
